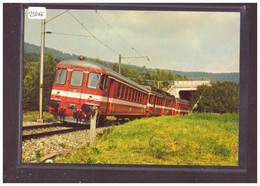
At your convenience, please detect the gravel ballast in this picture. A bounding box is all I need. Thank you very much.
[22,122,112,163]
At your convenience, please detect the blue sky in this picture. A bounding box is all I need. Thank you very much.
[24,9,240,73]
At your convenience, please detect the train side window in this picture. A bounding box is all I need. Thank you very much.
[117,83,121,97]
[125,87,129,100]
[55,68,67,85]
[149,95,153,104]
[135,91,139,102]
[129,88,132,100]
[121,85,125,99]
[100,74,108,91]
[133,90,136,101]
[87,72,101,89]
[70,70,84,87]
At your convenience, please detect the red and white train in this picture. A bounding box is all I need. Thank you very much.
[49,57,191,125]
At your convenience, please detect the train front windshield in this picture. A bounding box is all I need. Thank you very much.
[55,68,67,85]
[87,72,100,89]
[70,70,84,86]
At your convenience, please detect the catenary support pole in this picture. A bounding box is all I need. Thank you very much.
[38,19,45,123]
[189,95,202,114]
[119,54,121,74]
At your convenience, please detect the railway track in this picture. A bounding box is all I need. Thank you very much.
[22,117,130,141]
[22,123,89,141]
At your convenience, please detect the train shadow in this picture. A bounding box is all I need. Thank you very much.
[51,116,134,129]
[98,117,132,128]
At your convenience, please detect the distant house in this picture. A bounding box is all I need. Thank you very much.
[167,80,211,100]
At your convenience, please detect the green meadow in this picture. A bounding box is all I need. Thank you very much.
[23,111,55,122]
[56,113,238,166]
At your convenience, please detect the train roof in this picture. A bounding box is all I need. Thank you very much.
[149,90,175,100]
[58,59,150,93]
[176,98,190,105]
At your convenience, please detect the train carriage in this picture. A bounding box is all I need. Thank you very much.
[175,98,191,115]
[163,94,176,116]
[49,57,191,126]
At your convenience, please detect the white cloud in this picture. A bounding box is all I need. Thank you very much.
[24,9,240,73]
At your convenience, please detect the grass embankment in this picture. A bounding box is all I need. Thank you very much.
[56,113,239,166]
[23,111,55,122]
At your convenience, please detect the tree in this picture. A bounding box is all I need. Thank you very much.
[43,52,60,111]
[112,63,119,73]
[23,62,40,110]
[23,52,60,111]
[190,81,239,113]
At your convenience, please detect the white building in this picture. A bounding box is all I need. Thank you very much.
[167,80,211,99]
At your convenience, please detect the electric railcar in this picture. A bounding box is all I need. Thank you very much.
[49,57,191,125]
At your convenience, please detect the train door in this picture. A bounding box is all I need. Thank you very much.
[99,74,109,115]
[148,95,155,116]
[154,96,158,115]
[107,79,115,115]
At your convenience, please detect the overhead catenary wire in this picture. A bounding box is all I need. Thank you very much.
[95,10,155,68]
[45,31,92,38]
[96,11,142,56]
[58,10,156,69]
[68,10,119,56]
[96,11,153,58]
[45,10,69,23]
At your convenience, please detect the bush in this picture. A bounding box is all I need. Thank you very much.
[190,81,239,113]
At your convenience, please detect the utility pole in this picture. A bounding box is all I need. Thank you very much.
[119,54,121,74]
[38,19,45,123]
